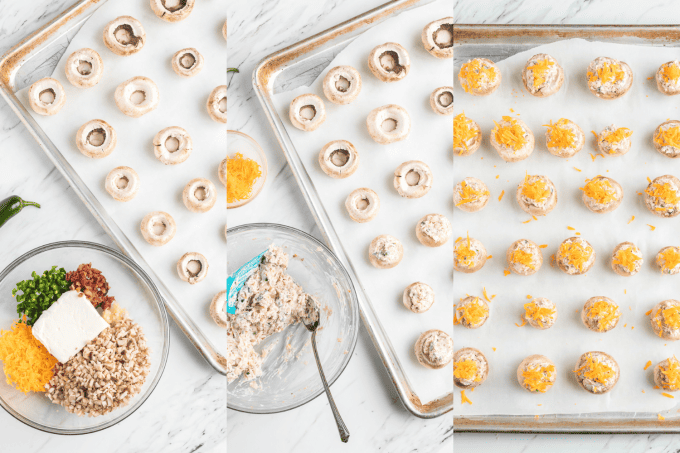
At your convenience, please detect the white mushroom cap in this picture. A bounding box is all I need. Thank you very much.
[176,252,209,284]
[430,86,454,115]
[153,126,192,165]
[105,166,140,202]
[289,94,326,132]
[210,290,227,328]
[207,85,227,123]
[172,48,204,77]
[28,77,66,116]
[421,17,453,59]
[103,16,146,56]
[393,160,432,199]
[318,140,359,179]
[76,119,117,158]
[345,188,380,223]
[368,42,411,82]
[115,76,159,117]
[366,104,411,144]
[183,178,217,213]
[64,48,104,88]
[415,329,453,369]
[322,66,362,105]
[140,211,176,246]
[150,0,195,22]
[218,159,227,186]
[222,20,227,40]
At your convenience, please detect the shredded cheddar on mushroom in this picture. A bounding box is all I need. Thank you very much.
[544,118,575,148]
[493,116,527,151]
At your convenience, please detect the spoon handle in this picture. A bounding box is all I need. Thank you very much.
[311,330,350,443]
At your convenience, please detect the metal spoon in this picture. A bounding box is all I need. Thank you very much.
[302,295,350,443]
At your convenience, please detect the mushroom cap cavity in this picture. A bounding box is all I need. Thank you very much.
[322,66,362,104]
[421,17,453,59]
[368,42,411,82]
[150,0,195,22]
[172,47,204,77]
[345,188,380,223]
[318,140,359,179]
[430,86,454,115]
[115,76,159,117]
[289,94,326,132]
[28,77,66,116]
[76,119,117,158]
[394,160,433,199]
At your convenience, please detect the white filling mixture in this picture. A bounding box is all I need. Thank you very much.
[227,246,315,383]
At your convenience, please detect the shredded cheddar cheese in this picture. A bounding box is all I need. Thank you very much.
[660,357,680,391]
[459,59,497,93]
[454,233,477,268]
[227,152,262,204]
[654,125,680,149]
[456,180,490,206]
[587,299,621,331]
[498,190,505,202]
[628,215,635,224]
[644,360,652,371]
[454,113,478,153]
[603,127,632,145]
[520,174,550,203]
[659,414,666,421]
[454,359,480,382]
[493,116,527,151]
[522,363,555,393]
[0,320,58,394]
[656,306,680,333]
[558,240,593,272]
[661,63,680,84]
[613,246,641,272]
[544,119,576,149]
[511,248,536,270]
[588,62,624,85]
[527,58,555,87]
[657,247,680,273]
[523,301,555,328]
[454,297,488,326]
[580,177,616,205]
[461,390,472,405]
[645,181,680,212]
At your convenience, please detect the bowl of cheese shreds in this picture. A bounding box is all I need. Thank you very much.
[226,130,268,209]
[0,241,169,434]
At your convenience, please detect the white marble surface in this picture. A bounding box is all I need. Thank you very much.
[227,0,453,452]
[454,0,680,451]
[0,1,225,452]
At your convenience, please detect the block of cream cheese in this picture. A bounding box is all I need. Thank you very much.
[32,290,109,363]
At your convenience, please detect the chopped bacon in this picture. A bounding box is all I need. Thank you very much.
[65,263,115,310]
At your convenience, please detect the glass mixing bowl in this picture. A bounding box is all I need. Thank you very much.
[0,241,170,434]
[227,223,359,413]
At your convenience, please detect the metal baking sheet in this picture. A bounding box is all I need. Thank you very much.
[253,0,452,418]
[0,0,227,375]
[454,24,680,433]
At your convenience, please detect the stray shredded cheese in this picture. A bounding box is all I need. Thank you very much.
[461,390,472,405]
[498,190,505,202]
[644,360,652,370]
[628,215,635,224]
[648,224,656,231]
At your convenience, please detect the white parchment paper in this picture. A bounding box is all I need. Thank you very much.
[455,38,680,415]
[18,0,227,355]
[272,0,453,403]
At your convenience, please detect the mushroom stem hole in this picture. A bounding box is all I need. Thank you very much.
[335,76,350,93]
[152,221,166,236]
[438,91,453,108]
[330,149,350,167]
[39,88,56,105]
[113,24,137,46]
[186,259,202,276]
[433,24,453,49]
[378,51,402,73]
[218,97,227,114]
[194,187,207,201]
[116,176,129,189]
[77,60,93,76]
[165,136,180,152]
[180,53,196,69]
[381,118,397,132]
[130,90,146,105]
[86,128,106,147]
[405,170,421,186]
[355,197,369,210]
[161,0,186,12]
[299,105,316,121]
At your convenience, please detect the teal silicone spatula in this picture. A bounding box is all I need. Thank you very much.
[226,249,267,314]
